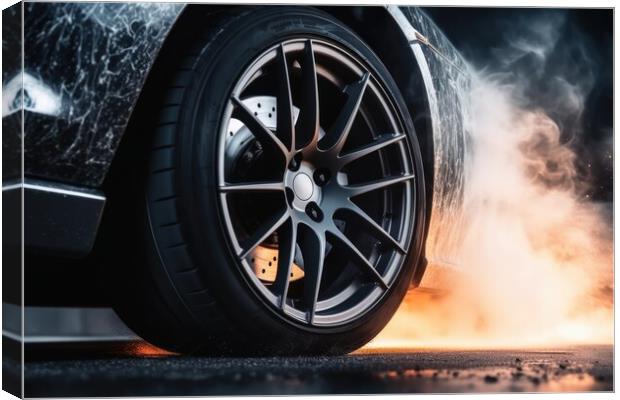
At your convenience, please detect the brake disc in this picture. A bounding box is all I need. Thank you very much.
[225,96,305,283]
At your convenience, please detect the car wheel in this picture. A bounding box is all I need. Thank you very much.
[114,6,426,355]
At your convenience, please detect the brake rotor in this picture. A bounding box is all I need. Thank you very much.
[225,96,304,283]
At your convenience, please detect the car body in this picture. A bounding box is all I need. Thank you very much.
[3,3,470,351]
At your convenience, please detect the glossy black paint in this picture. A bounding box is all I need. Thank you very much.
[21,2,183,186]
[22,180,106,257]
[397,7,471,267]
[2,3,22,182]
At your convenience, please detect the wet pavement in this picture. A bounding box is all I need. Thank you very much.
[4,342,613,396]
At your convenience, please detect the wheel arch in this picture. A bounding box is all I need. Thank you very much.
[102,4,232,190]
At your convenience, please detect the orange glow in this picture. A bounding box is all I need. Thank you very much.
[367,79,613,350]
[123,342,177,357]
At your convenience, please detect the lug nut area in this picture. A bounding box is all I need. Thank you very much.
[313,169,331,186]
[288,153,303,171]
[305,202,323,222]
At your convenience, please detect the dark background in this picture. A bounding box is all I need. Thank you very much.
[424,8,613,202]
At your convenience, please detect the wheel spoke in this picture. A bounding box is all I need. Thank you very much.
[345,174,414,198]
[328,228,388,289]
[273,218,297,308]
[239,209,289,259]
[296,40,320,147]
[276,44,295,151]
[220,181,284,193]
[231,96,289,158]
[338,133,406,166]
[299,224,326,324]
[343,201,406,254]
[319,73,370,153]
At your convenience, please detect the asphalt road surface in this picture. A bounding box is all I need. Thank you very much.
[4,341,612,397]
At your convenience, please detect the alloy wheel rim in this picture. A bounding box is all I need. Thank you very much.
[217,38,417,327]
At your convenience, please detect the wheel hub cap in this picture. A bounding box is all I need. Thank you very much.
[292,173,313,201]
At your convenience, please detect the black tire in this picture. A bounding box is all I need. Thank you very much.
[113,6,426,355]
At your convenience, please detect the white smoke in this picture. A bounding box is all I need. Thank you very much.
[368,13,612,349]
[454,75,611,345]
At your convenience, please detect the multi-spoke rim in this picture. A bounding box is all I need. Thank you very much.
[217,38,416,327]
